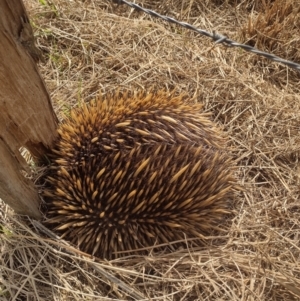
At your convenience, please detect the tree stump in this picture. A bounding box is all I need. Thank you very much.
[0,0,58,219]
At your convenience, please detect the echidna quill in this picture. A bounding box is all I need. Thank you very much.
[41,90,236,259]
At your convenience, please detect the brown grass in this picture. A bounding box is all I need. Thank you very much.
[1,0,300,300]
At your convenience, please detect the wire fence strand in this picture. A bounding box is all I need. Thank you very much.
[112,0,300,73]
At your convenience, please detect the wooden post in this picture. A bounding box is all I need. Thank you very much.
[0,0,58,219]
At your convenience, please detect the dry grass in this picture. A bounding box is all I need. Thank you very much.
[1,0,300,300]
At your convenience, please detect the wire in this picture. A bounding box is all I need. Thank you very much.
[112,0,300,72]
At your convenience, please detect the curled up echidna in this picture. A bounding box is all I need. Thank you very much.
[41,90,236,259]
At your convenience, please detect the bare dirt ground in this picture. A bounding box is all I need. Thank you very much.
[1,0,300,300]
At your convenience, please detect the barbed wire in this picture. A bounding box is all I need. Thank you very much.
[112,0,300,73]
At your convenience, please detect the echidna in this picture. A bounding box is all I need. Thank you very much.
[41,90,236,259]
